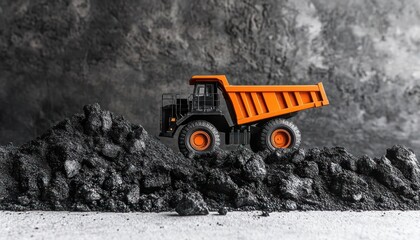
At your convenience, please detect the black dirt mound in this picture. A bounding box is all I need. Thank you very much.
[1,104,420,212]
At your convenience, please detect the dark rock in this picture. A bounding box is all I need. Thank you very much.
[224,146,253,168]
[47,141,85,172]
[74,203,91,212]
[79,185,101,203]
[83,156,108,169]
[83,104,112,134]
[341,156,358,172]
[139,194,168,212]
[284,200,297,210]
[101,143,121,159]
[143,172,171,189]
[296,161,319,179]
[280,174,313,200]
[104,199,117,211]
[235,189,258,208]
[307,148,321,159]
[386,145,420,185]
[329,162,343,175]
[243,154,267,182]
[206,169,238,195]
[47,173,69,202]
[0,146,17,201]
[357,155,377,175]
[64,160,81,178]
[315,147,356,175]
[110,117,132,144]
[14,154,48,198]
[261,211,270,217]
[330,172,368,202]
[126,185,140,205]
[103,172,123,190]
[129,139,146,154]
[218,207,228,215]
[374,156,416,198]
[17,196,30,206]
[175,192,209,216]
[291,149,306,164]
[123,164,140,181]
[267,148,294,163]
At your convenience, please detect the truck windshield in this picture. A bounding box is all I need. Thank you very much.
[205,84,214,96]
[195,84,205,96]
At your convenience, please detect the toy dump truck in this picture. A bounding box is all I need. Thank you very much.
[160,75,329,157]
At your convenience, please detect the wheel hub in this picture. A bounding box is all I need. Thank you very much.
[190,130,211,151]
[271,129,292,148]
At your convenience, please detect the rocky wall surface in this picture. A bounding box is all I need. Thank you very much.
[1,0,420,156]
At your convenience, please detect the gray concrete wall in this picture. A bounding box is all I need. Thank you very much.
[1,0,419,156]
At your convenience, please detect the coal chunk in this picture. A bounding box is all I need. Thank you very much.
[235,189,258,208]
[143,172,171,189]
[101,143,121,159]
[357,155,377,175]
[291,149,306,164]
[64,160,81,178]
[126,185,140,205]
[374,156,416,198]
[218,207,228,215]
[284,200,298,210]
[205,169,238,195]
[261,211,270,217]
[47,173,69,202]
[386,145,420,185]
[330,172,368,202]
[243,154,267,182]
[83,103,113,134]
[280,174,313,200]
[296,161,319,179]
[175,192,209,216]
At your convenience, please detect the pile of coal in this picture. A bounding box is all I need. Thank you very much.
[1,104,420,212]
[0,104,196,212]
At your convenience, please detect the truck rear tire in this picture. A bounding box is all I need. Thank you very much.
[250,127,262,152]
[259,118,301,151]
[178,120,221,158]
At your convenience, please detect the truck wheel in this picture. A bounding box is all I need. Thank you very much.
[250,127,261,153]
[178,120,220,158]
[260,118,301,151]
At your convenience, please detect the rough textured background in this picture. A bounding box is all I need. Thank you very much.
[1,0,420,156]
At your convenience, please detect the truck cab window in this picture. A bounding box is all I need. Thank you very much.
[205,84,214,96]
[195,84,205,96]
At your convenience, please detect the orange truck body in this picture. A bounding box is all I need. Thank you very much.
[190,75,329,125]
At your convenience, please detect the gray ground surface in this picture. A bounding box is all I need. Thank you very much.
[1,211,419,240]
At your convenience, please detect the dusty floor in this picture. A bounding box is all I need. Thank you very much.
[1,211,419,240]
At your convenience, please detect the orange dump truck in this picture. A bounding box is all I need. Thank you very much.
[160,75,329,157]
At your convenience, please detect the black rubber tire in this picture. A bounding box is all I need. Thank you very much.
[249,122,267,153]
[178,120,221,158]
[250,127,261,153]
[259,118,301,151]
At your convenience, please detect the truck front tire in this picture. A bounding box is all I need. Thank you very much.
[178,120,221,158]
[258,118,301,152]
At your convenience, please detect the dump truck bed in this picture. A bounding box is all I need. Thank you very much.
[190,75,329,125]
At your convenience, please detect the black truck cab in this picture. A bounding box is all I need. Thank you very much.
[192,83,219,112]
